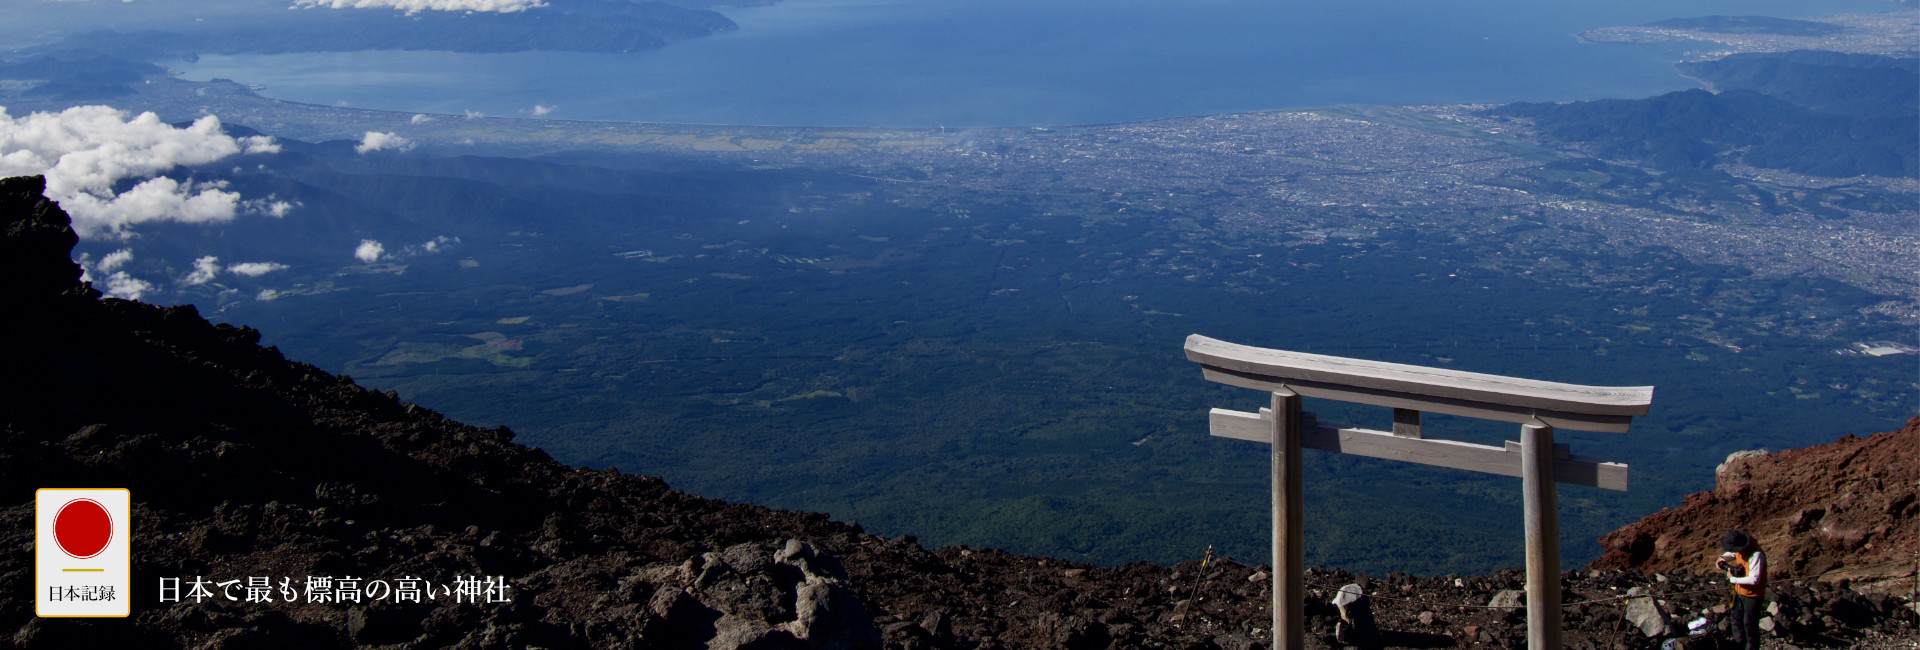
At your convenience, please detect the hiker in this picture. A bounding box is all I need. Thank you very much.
[1716,530,1765,650]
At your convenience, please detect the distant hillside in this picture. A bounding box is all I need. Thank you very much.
[1591,416,1919,595]
[30,0,735,58]
[1644,16,1845,37]
[0,56,165,102]
[661,0,782,8]
[1492,52,1918,178]
[1678,51,1920,119]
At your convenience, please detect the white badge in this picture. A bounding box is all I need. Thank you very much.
[36,488,132,618]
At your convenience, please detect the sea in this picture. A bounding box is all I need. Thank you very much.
[175,0,1892,127]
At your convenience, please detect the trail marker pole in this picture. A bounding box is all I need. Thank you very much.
[1184,334,1652,650]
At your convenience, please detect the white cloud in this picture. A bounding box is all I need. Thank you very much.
[291,0,548,15]
[55,177,246,234]
[180,256,288,286]
[410,114,434,124]
[239,135,281,154]
[102,271,152,300]
[183,255,220,286]
[75,248,151,299]
[355,131,413,154]
[228,261,290,276]
[256,288,278,301]
[463,110,485,120]
[244,197,298,218]
[413,235,458,254]
[96,248,134,272]
[354,239,385,263]
[531,104,554,116]
[0,105,288,239]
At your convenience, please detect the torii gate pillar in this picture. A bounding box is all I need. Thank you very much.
[1521,423,1561,650]
[1185,334,1651,650]
[1270,389,1304,650]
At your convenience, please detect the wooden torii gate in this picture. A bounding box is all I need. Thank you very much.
[1184,334,1653,650]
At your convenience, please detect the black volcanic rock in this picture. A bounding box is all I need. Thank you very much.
[2,175,1915,649]
[0,175,881,648]
[0,176,90,305]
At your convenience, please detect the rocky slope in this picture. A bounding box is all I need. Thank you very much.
[1592,416,1919,596]
[1,174,1915,649]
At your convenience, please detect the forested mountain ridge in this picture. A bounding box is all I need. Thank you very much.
[25,0,736,59]
[1493,51,1918,178]
[1678,51,1920,119]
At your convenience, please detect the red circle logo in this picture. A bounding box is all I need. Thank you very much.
[53,498,113,559]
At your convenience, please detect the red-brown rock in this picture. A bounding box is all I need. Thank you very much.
[1590,416,1919,595]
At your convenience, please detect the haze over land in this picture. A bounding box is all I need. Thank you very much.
[0,0,1914,574]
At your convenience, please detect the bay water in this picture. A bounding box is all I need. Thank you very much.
[171,0,1896,127]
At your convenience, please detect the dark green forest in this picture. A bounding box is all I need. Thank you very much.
[142,141,1914,575]
[1678,51,1920,119]
[1494,52,1918,178]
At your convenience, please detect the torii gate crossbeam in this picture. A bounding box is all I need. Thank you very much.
[1185,334,1653,650]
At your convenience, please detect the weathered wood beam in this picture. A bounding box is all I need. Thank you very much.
[1392,408,1422,438]
[1186,334,1652,417]
[1208,408,1629,491]
[1200,366,1638,433]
